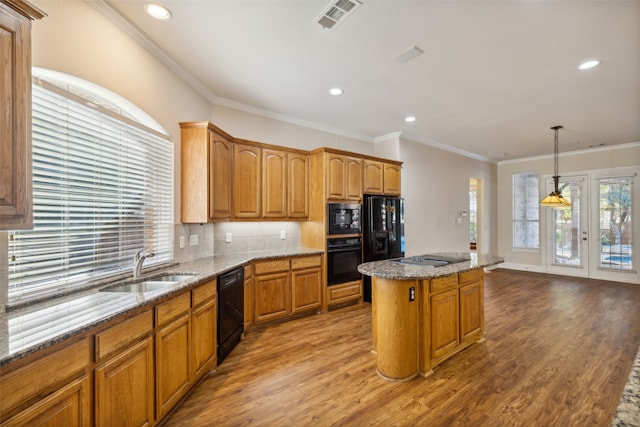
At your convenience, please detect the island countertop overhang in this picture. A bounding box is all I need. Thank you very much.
[358,252,504,280]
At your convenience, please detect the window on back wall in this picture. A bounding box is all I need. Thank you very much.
[513,172,540,249]
[7,69,174,306]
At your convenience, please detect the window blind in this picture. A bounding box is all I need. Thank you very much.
[8,81,173,305]
[512,172,539,249]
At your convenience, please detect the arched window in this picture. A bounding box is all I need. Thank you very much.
[7,69,174,307]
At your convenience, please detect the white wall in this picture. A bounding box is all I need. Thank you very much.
[497,143,640,270]
[400,139,497,256]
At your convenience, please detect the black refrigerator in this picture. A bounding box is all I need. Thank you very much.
[363,195,405,302]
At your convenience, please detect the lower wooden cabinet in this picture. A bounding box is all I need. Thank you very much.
[191,295,217,379]
[253,255,322,325]
[156,310,191,420]
[95,338,154,427]
[430,288,459,360]
[327,280,362,307]
[244,265,253,329]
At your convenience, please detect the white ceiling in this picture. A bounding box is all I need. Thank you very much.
[104,0,640,162]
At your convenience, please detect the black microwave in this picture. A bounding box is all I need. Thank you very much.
[328,203,361,235]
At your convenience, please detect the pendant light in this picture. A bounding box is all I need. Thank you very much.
[540,125,571,207]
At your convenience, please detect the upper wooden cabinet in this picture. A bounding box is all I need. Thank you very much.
[364,159,402,196]
[0,1,45,230]
[288,152,309,219]
[262,148,287,218]
[233,142,262,219]
[325,152,363,201]
[180,122,232,223]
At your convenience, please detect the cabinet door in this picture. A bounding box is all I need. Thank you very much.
[292,267,322,314]
[2,375,91,427]
[0,4,37,229]
[288,153,309,219]
[383,163,401,195]
[460,281,483,343]
[95,338,154,427]
[233,143,261,218]
[209,132,232,219]
[326,154,346,200]
[430,288,459,360]
[363,160,384,194]
[262,148,287,218]
[244,266,253,329]
[254,272,291,324]
[191,297,217,380]
[156,313,191,420]
[346,157,363,201]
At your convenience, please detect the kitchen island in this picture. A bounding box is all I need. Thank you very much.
[358,252,503,381]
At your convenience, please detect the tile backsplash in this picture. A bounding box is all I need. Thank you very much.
[173,222,301,262]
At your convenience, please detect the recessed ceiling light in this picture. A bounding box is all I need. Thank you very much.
[329,88,343,96]
[405,116,416,123]
[578,59,601,70]
[144,3,172,20]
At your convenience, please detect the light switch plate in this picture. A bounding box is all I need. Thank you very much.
[280,230,286,240]
[225,232,232,243]
[179,236,185,248]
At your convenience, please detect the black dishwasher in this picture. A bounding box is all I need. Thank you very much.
[217,266,244,363]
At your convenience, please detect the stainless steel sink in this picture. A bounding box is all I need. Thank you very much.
[101,282,177,293]
[100,274,196,293]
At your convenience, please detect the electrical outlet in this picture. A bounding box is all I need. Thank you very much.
[179,236,185,248]
[189,235,198,246]
[225,232,232,243]
[280,230,286,240]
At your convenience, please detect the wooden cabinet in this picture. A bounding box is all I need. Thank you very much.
[326,279,362,307]
[191,280,217,380]
[291,256,322,314]
[262,148,287,218]
[253,255,322,325]
[383,163,401,195]
[180,122,232,222]
[325,152,362,201]
[428,270,484,365]
[244,265,253,329]
[363,159,402,196]
[0,337,91,426]
[430,288,460,360]
[233,142,262,219]
[459,269,484,343]
[94,310,154,427]
[253,259,291,324]
[0,0,45,230]
[288,152,309,219]
[155,292,191,420]
[95,339,154,427]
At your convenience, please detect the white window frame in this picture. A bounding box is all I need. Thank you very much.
[513,172,540,250]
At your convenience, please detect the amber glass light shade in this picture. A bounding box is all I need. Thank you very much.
[539,191,571,207]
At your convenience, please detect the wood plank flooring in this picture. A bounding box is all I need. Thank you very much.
[165,269,640,426]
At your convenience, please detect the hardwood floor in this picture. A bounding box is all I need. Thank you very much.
[165,269,640,426]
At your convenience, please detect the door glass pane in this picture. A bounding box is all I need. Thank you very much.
[599,177,633,270]
[552,181,581,266]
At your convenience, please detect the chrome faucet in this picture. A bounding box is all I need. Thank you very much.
[133,249,155,279]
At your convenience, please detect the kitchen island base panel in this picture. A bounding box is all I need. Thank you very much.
[373,277,420,381]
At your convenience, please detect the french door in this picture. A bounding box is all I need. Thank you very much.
[544,168,639,284]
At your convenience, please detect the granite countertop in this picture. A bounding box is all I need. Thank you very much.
[358,252,504,280]
[0,248,323,368]
[612,345,640,426]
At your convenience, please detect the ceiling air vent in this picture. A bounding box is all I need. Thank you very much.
[315,0,363,30]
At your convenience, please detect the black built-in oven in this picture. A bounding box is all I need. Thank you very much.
[327,237,362,285]
[327,203,361,235]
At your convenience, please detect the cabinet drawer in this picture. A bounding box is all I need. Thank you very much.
[430,275,458,294]
[459,269,483,285]
[192,280,216,307]
[327,280,362,305]
[0,337,91,417]
[291,255,321,270]
[95,309,153,360]
[156,292,191,326]
[254,259,290,275]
